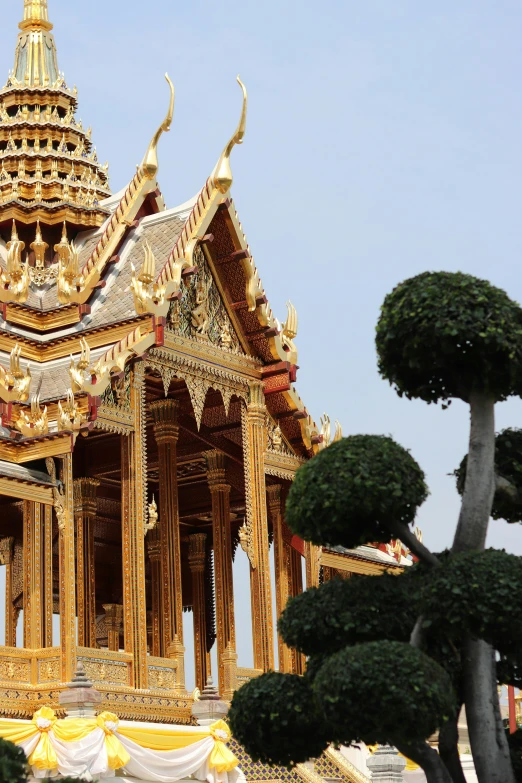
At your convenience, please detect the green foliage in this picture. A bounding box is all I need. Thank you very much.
[506,729,522,782]
[456,429,522,523]
[228,672,329,767]
[313,641,456,747]
[376,271,522,404]
[286,435,427,549]
[421,549,522,655]
[0,738,28,783]
[279,574,415,657]
[44,779,88,783]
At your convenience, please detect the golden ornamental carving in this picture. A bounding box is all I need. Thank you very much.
[144,495,158,535]
[69,338,91,393]
[167,246,242,355]
[15,393,48,437]
[0,658,29,682]
[86,325,156,397]
[1,221,29,302]
[320,414,343,448]
[28,220,59,286]
[45,457,67,531]
[0,537,14,566]
[279,301,298,365]
[73,477,99,516]
[0,344,32,403]
[58,389,86,432]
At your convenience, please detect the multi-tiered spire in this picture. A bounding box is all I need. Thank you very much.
[0,0,111,230]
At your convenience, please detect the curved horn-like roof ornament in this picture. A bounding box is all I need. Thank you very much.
[141,73,175,180]
[212,75,248,194]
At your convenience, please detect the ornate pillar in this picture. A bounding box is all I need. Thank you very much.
[205,451,237,698]
[151,399,185,688]
[74,478,99,648]
[59,454,76,680]
[43,506,53,648]
[267,485,292,674]
[146,533,162,658]
[188,533,209,690]
[103,604,123,652]
[242,383,274,672]
[23,502,44,649]
[0,538,15,647]
[121,364,148,689]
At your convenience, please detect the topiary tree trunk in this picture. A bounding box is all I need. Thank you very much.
[452,392,514,783]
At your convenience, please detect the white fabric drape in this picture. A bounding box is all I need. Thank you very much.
[13,721,244,782]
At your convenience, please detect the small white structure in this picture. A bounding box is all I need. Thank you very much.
[367,745,406,782]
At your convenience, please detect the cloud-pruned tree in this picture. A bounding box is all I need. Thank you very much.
[229,271,522,783]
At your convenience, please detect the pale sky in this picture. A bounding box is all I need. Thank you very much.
[1,1,521,683]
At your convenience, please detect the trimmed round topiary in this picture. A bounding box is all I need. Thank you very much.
[286,435,428,549]
[313,641,456,747]
[0,738,28,783]
[420,549,522,655]
[456,429,522,523]
[279,574,415,657]
[228,672,329,767]
[376,271,522,404]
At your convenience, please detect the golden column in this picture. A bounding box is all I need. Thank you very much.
[151,399,185,688]
[204,451,237,697]
[43,505,53,648]
[242,383,275,672]
[103,604,123,652]
[146,533,162,658]
[188,533,209,690]
[0,538,15,647]
[59,454,76,680]
[74,478,99,648]
[121,364,148,689]
[266,485,293,673]
[23,502,45,649]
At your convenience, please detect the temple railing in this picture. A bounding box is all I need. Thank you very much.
[236,666,263,687]
[77,647,133,688]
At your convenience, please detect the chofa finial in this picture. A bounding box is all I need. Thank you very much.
[141,73,175,180]
[212,75,248,194]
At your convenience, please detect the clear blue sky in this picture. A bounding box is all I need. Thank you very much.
[2,1,522,679]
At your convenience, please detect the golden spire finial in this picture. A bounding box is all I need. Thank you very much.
[20,0,52,31]
[11,220,18,243]
[141,74,175,180]
[212,76,248,194]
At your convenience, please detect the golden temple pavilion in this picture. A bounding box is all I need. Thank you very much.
[0,2,405,756]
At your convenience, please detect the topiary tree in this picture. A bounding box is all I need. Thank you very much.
[456,428,522,524]
[0,738,28,783]
[230,271,522,783]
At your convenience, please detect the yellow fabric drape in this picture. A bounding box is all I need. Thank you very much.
[28,707,58,771]
[0,711,237,773]
[209,720,237,772]
[97,712,130,770]
[0,721,38,745]
[117,725,210,750]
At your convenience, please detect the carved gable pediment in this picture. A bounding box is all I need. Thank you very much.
[167,246,245,355]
